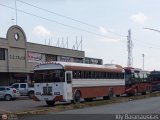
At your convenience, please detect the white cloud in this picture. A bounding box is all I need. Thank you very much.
[33,26,51,37]
[99,26,120,43]
[99,26,108,34]
[130,12,148,24]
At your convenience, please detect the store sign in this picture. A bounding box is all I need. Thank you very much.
[91,59,99,64]
[27,51,42,63]
[9,55,25,60]
[60,56,71,62]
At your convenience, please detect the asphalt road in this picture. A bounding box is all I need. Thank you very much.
[17,96,160,120]
[56,96,160,114]
[0,96,47,114]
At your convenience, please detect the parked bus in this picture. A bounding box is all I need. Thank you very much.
[33,62,125,106]
[149,71,160,92]
[124,67,151,96]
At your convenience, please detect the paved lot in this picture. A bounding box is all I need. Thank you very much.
[0,96,47,114]
[1,94,160,115]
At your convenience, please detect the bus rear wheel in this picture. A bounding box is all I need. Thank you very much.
[142,90,147,95]
[107,88,114,99]
[73,91,81,103]
[134,89,138,96]
[108,91,114,99]
[46,100,55,106]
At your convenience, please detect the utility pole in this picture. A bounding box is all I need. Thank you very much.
[127,29,133,67]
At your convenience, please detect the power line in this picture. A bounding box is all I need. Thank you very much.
[4,3,160,52]
[16,0,126,37]
[0,3,117,39]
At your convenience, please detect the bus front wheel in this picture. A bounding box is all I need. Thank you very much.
[46,100,55,106]
[73,91,81,103]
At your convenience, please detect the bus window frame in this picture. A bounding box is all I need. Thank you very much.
[66,71,72,84]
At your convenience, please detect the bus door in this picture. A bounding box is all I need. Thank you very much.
[65,71,72,100]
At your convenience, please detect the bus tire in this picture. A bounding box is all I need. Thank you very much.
[147,87,152,94]
[108,88,114,99]
[142,90,147,95]
[103,96,108,100]
[73,90,81,103]
[116,95,120,97]
[134,89,138,96]
[46,100,55,106]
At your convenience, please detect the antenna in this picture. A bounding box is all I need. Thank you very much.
[66,36,68,48]
[15,0,17,25]
[61,37,64,48]
[48,38,50,45]
[77,35,83,51]
[81,35,82,51]
[64,36,68,48]
[76,36,78,50]
[56,38,60,47]
[45,39,46,45]
[71,36,83,50]
[50,37,52,46]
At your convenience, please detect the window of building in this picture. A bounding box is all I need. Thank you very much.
[45,54,57,62]
[0,48,5,60]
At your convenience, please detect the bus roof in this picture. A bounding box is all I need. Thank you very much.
[34,61,124,72]
[124,67,150,74]
[124,67,142,71]
[150,71,160,75]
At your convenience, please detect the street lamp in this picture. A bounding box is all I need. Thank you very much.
[144,28,160,33]
[142,54,144,70]
[143,27,160,70]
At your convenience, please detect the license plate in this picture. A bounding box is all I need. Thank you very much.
[44,98,48,100]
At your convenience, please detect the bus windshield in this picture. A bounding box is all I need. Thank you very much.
[125,72,135,85]
[34,69,65,83]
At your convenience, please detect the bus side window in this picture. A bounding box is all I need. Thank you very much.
[67,73,71,84]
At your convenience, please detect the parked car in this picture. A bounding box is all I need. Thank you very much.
[0,86,20,101]
[10,83,34,99]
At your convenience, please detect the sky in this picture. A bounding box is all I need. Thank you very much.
[0,0,160,71]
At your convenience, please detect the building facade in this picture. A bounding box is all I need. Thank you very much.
[0,25,84,85]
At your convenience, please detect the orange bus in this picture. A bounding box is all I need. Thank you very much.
[33,62,125,106]
[124,67,151,96]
